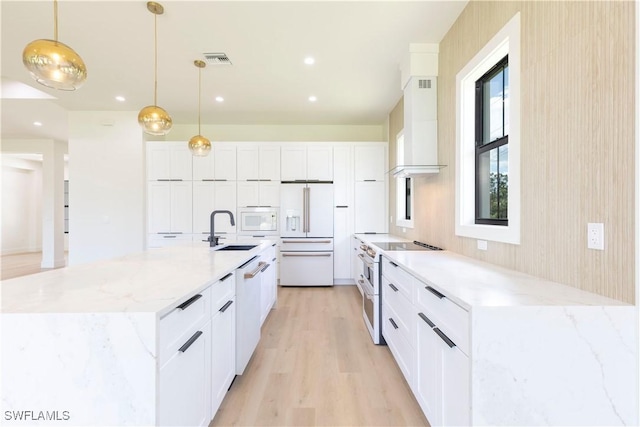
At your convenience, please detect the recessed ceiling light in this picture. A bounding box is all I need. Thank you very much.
[215,96,224,103]
[304,57,315,65]
[33,121,42,126]
[115,95,126,102]
[308,96,317,102]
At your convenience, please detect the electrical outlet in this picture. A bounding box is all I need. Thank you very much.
[587,223,604,250]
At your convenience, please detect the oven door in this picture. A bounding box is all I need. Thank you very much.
[361,276,381,344]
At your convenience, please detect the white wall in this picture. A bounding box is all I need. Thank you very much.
[1,157,42,254]
[68,111,145,266]
[146,123,387,142]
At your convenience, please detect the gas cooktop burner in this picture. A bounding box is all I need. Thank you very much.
[370,241,443,251]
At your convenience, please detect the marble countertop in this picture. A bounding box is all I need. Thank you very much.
[1,241,276,316]
[355,234,627,308]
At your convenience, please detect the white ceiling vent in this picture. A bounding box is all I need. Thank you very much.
[203,53,232,65]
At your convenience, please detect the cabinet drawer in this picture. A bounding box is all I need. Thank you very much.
[381,274,415,347]
[210,272,236,313]
[382,301,414,386]
[416,282,469,356]
[381,256,414,302]
[159,287,211,367]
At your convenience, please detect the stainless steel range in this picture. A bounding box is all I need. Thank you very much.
[357,240,442,344]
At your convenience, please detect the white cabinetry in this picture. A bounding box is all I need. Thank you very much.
[192,144,237,181]
[281,144,333,181]
[333,145,353,282]
[354,144,387,234]
[237,181,280,207]
[259,244,278,325]
[193,181,237,237]
[147,141,193,181]
[380,255,471,427]
[237,145,280,181]
[210,272,236,417]
[148,181,193,233]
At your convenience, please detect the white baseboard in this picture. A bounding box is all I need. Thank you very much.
[333,279,355,286]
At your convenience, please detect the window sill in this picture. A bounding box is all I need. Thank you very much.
[455,222,520,245]
[396,219,414,229]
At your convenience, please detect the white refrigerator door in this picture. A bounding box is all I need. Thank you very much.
[307,184,334,237]
[280,184,306,238]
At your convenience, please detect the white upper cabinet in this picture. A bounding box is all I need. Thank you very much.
[192,182,237,235]
[236,181,280,207]
[354,145,386,181]
[281,144,333,181]
[333,145,353,207]
[148,181,193,234]
[237,145,280,181]
[148,142,193,181]
[192,145,237,181]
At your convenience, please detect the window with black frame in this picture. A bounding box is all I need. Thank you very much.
[475,55,509,225]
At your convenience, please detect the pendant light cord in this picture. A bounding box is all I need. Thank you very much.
[198,67,202,135]
[154,12,158,106]
[53,0,58,41]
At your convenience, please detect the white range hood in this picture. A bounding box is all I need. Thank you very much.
[391,44,445,178]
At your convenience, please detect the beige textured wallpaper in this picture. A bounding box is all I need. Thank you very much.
[388,0,635,303]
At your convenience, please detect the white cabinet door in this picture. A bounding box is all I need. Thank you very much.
[237,146,259,180]
[416,311,440,425]
[237,181,260,207]
[193,182,215,234]
[307,146,333,181]
[259,182,280,207]
[259,247,277,325]
[171,182,193,233]
[192,154,214,181]
[259,146,281,181]
[148,182,171,233]
[280,146,307,181]
[354,181,386,233]
[158,320,212,427]
[333,206,352,281]
[354,145,386,181]
[333,145,353,207]
[440,333,470,426]
[147,144,171,181]
[170,143,193,181]
[211,297,236,417]
[352,236,362,283]
[214,182,237,233]
[214,145,237,180]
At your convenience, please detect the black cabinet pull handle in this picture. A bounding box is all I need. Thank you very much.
[178,331,203,353]
[219,300,234,313]
[260,263,271,272]
[220,273,233,282]
[433,328,456,348]
[364,179,376,182]
[389,261,398,267]
[389,318,399,330]
[388,283,399,292]
[335,205,348,208]
[177,294,202,310]
[418,312,435,328]
[426,286,445,299]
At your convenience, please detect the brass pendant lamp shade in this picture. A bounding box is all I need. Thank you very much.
[138,2,172,136]
[22,0,87,91]
[188,60,211,157]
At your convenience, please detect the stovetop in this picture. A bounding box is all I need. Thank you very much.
[370,241,443,252]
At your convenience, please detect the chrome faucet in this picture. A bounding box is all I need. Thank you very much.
[209,210,235,247]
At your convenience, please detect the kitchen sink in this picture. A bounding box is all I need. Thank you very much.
[213,245,257,251]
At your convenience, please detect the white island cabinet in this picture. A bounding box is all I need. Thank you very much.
[1,242,274,426]
[371,246,638,427]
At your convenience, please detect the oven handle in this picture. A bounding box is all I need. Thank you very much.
[357,253,374,268]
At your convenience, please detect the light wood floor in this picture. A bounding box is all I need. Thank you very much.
[1,252,67,281]
[211,286,428,427]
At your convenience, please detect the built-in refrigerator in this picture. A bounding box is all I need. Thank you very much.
[279,182,334,286]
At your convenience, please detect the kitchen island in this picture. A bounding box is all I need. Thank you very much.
[1,241,275,426]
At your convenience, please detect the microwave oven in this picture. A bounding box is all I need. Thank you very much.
[237,207,279,235]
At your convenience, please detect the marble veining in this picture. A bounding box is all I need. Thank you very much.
[1,241,274,316]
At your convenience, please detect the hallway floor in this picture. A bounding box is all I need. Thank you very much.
[1,252,67,281]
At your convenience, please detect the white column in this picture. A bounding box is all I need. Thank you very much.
[41,140,65,268]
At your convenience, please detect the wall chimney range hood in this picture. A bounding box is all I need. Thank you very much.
[390,44,445,178]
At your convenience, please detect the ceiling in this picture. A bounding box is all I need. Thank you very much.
[1,1,467,141]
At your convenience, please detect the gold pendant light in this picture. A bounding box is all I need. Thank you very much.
[22,0,87,91]
[188,60,211,157]
[138,2,172,136]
